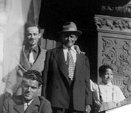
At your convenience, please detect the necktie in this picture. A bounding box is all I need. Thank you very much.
[67,49,75,80]
[29,49,34,65]
[24,103,29,111]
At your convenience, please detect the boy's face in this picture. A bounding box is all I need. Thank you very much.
[102,68,113,84]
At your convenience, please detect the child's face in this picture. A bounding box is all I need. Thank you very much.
[102,68,113,84]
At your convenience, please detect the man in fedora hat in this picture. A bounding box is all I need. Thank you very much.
[42,21,92,113]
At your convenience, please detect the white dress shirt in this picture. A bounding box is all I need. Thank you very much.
[63,46,77,63]
[29,50,35,64]
[24,99,33,111]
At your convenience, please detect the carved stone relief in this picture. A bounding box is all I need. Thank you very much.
[95,15,131,33]
[99,1,131,17]
[100,36,131,97]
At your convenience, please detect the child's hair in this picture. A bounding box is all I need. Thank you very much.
[99,64,113,78]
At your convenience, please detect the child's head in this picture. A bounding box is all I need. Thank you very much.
[99,64,114,84]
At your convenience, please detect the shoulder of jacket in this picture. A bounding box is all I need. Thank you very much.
[38,96,51,105]
[80,54,89,61]
[39,96,50,102]
[40,48,47,53]
[5,95,23,105]
[47,47,60,53]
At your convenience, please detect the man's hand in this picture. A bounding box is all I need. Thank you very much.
[74,45,85,54]
[85,105,91,113]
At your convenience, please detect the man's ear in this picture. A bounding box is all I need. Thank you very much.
[38,84,42,89]
[38,33,42,39]
[74,45,85,54]
[40,29,45,38]
[74,38,78,42]
[74,45,81,54]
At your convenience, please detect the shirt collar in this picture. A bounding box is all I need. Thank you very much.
[63,45,76,53]
[71,46,77,54]
[25,45,39,53]
[107,82,113,86]
[31,45,39,53]
[100,81,113,86]
[24,99,33,106]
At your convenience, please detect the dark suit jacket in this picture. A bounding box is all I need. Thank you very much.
[42,47,92,111]
[3,95,52,113]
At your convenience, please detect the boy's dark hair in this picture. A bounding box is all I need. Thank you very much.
[23,70,43,86]
[99,64,113,78]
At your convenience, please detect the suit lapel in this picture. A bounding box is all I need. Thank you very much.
[20,46,31,70]
[31,48,46,71]
[55,48,69,80]
[13,97,24,113]
[55,48,84,82]
[14,104,24,113]
[25,97,40,113]
[13,95,24,113]
[74,54,83,80]
[55,48,83,81]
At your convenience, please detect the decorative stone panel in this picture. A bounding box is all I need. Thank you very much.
[95,15,131,98]
[95,15,131,33]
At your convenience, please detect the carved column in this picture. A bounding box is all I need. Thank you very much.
[95,15,131,98]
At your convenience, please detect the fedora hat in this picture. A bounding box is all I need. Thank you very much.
[60,22,82,36]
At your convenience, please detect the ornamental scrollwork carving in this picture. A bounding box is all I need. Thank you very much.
[101,37,131,97]
[95,15,131,33]
[99,1,131,17]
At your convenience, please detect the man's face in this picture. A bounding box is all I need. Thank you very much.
[102,68,114,84]
[61,33,78,48]
[26,26,41,47]
[22,78,40,102]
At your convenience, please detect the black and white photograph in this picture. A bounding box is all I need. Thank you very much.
[0,0,131,113]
